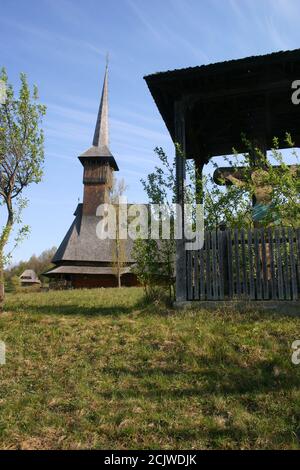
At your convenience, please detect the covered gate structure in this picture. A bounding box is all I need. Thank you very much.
[145,49,300,302]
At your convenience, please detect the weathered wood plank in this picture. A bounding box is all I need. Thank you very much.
[187,250,193,300]
[199,245,205,300]
[261,229,269,300]
[174,102,187,302]
[227,230,233,298]
[282,228,291,300]
[240,229,247,297]
[234,229,241,297]
[288,228,298,300]
[194,250,200,300]
[218,230,224,300]
[205,231,212,300]
[211,230,218,299]
[248,229,255,300]
[267,228,277,300]
[254,229,262,300]
[275,228,284,300]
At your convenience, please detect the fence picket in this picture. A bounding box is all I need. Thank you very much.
[261,229,269,300]
[275,228,284,300]
[288,228,298,300]
[218,230,225,300]
[282,228,291,300]
[205,231,212,300]
[199,245,205,300]
[248,229,255,300]
[211,231,218,299]
[227,230,233,298]
[240,229,247,297]
[234,229,241,297]
[268,228,277,300]
[254,229,262,300]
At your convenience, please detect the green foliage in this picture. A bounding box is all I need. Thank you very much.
[132,238,165,299]
[205,134,300,230]
[132,148,177,301]
[132,140,299,300]
[5,246,56,288]
[0,68,46,303]
[9,274,20,292]
[203,134,300,230]
[0,68,46,198]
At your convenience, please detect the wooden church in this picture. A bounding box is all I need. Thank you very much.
[45,65,137,288]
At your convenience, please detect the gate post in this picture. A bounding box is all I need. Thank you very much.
[175,101,187,301]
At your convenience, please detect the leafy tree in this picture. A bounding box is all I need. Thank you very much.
[206,134,300,230]
[131,238,162,298]
[4,246,57,289]
[0,68,46,307]
[9,275,20,293]
[132,139,299,301]
[132,147,180,301]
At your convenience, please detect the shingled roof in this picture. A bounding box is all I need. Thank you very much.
[19,269,41,284]
[51,204,135,265]
[144,48,300,159]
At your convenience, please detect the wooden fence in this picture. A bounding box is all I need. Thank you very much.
[186,228,300,301]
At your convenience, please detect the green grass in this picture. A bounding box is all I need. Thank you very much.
[0,287,300,449]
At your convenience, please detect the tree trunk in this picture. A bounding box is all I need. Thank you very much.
[0,253,5,311]
[0,202,14,311]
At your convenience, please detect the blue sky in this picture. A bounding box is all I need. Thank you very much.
[1,0,300,263]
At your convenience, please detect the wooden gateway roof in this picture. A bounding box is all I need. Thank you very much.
[144,49,300,162]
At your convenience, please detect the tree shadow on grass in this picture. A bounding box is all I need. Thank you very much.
[6,297,153,317]
[99,360,300,397]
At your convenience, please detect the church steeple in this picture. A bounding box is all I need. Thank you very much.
[92,63,109,151]
[79,62,119,216]
[78,62,118,167]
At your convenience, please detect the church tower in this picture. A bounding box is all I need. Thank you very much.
[78,64,118,216]
[44,62,138,288]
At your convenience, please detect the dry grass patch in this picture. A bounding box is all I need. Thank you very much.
[0,287,299,449]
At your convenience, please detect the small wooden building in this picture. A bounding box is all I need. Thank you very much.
[44,65,138,288]
[19,270,41,287]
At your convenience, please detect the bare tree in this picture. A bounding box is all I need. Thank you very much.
[110,177,128,288]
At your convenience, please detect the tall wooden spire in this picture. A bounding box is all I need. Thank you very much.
[92,62,109,151]
[79,62,118,216]
[79,62,118,167]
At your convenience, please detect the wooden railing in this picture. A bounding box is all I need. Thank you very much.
[186,228,300,301]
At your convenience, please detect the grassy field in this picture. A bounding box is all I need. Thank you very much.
[0,287,299,450]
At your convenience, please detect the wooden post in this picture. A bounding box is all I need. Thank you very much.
[221,228,229,298]
[175,101,187,301]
